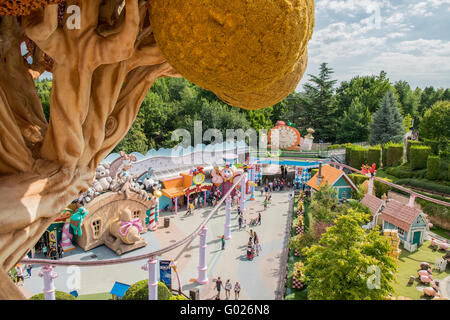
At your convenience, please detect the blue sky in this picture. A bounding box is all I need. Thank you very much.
[297,0,450,90]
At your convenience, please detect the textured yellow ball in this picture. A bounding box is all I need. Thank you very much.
[216,50,308,110]
[150,0,315,94]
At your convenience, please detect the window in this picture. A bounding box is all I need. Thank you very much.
[92,219,101,239]
[133,210,141,219]
[398,228,405,236]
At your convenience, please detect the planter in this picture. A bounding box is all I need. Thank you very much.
[292,277,304,290]
[296,226,305,234]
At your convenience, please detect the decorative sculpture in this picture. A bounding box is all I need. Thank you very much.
[0,0,315,299]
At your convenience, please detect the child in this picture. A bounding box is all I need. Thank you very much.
[263,199,268,209]
[242,219,247,231]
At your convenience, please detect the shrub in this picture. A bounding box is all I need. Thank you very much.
[345,145,353,165]
[440,149,450,161]
[368,145,382,169]
[122,280,173,300]
[406,140,423,161]
[385,143,404,167]
[422,138,440,155]
[385,164,427,179]
[416,199,450,221]
[427,156,440,180]
[29,291,76,300]
[350,146,368,170]
[410,145,431,170]
[311,168,318,177]
[395,179,450,195]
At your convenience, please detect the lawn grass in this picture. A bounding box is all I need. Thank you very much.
[392,241,449,300]
[77,292,113,300]
[376,169,399,182]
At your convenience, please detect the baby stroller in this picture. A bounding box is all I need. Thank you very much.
[249,218,258,226]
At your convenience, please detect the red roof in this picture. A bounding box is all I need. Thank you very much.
[361,194,384,216]
[378,199,422,231]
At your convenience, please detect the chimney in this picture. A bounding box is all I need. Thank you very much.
[317,163,323,185]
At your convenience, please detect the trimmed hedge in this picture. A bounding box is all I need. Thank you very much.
[368,146,382,169]
[328,143,354,151]
[345,145,353,165]
[427,156,440,180]
[385,143,404,167]
[395,178,450,195]
[407,140,423,161]
[385,165,427,179]
[311,168,318,177]
[350,146,368,170]
[422,138,440,155]
[410,145,431,170]
[122,280,173,300]
[29,290,76,300]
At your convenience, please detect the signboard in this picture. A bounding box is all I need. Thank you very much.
[159,260,172,288]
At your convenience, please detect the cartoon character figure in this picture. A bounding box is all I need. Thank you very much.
[221,165,235,182]
[70,203,89,236]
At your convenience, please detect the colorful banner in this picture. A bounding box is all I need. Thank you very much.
[159,260,172,288]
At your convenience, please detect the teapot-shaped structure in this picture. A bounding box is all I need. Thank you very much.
[106,208,147,255]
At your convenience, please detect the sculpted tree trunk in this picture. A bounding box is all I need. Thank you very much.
[0,0,180,299]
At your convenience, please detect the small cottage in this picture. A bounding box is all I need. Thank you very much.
[306,164,357,201]
[360,194,385,229]
[378,199,428,251]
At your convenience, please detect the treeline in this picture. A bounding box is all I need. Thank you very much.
[35,62,450,154]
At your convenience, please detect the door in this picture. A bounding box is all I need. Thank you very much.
[412,231,421,245]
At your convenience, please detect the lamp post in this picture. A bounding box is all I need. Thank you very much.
[142,257,158,300]
[39,265,58,300]
[224,195,232,240]
[196,226,208,284]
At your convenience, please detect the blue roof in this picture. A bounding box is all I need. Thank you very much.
[110,282,131,298]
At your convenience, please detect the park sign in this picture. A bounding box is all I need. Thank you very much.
[160,260,172,289]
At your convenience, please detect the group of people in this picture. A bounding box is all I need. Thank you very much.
[35,237,64,260]
[9,264,33,285]
[246,229,261,260]
[215,277,241,300]
[263,177,288,193]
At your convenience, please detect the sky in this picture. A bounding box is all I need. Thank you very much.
[297,0,450,90]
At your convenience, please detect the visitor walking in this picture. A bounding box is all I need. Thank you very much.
[257,212,261,225]
[221,235,226,250]
[15,265,24,285]
[253,232,259,245]
[225,279,232,299]
[25,264,32,278]
[57,243,63,259]
[216,277,223,299]
[234,282,241,300]
[238,215,243,230]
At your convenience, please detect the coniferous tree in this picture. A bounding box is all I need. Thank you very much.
[336,97,371,143]
[296,63,338,143]
[369,91,405,145]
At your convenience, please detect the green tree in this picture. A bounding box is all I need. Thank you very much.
[335,71,393,115]
[114,113,148,154]
[336,97,372,143]
[369,91,404,145]
[302,210,397,300]
[296,63,338,143]
[419,101,450,145]
[35,78,52,122]
[393,80,418,118]
[308,183,340,223]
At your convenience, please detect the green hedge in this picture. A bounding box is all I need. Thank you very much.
[395,178,450,195]
[416,199,449,221]
[385,165,427,179]
[29,291,76,300]
[407,140,423,161]
[410,145,431,170]
[350,146,368,170]
[368,146,382,169]
[311,168,318,177]
[122,280,174,300]
[422,138,440,155]
[385,143,404,167]
[347,174,392,198]
[427,156,440,180]
[345,145,353,165]
[328,143,353,151]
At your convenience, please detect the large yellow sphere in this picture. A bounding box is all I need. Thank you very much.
[216,50,308,110]
[150,0,315,94]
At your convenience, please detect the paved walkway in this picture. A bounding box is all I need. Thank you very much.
[19,190,292,300]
